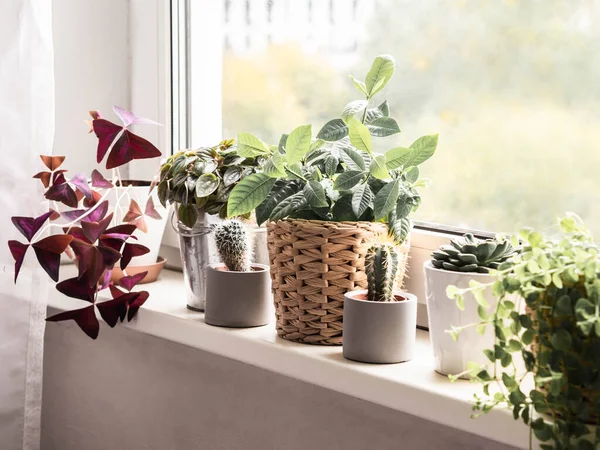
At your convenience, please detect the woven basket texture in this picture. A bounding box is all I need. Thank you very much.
[267,219,410,345]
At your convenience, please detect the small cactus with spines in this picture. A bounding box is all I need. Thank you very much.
[365,243,400,302]
[214,220,252,272]
[431,233,518,273]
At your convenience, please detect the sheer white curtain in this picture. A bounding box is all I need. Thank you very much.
[0,1,54,449]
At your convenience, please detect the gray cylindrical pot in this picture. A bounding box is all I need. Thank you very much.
[343,290,417,364]
[205,263,271,328]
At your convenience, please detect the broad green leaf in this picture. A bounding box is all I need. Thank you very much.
[324,154,339,176]
[285,163,305,180]
[270,192,308,221]
[386,135,438,169]
[365,101,390,124]
[227,173,275,217]
[316,119,349,142]
[349,75,368,96]
[309,139,326,152]
[373,179,400,220]
[365,54,395,98]
[338,146,366,171]
[278,133,288,152]
[405,166,419,183]
[285,125,312,163]
[330,194,356,221]
[263,151,287,178]
[341,100,368,122]
[333,170,365,191]
[367,117,401,137]
[388,215,411,245]
[304,180,328,207]
[223,167,242,187]
[369,154,389,179]
[255,180,301,225]
[385,147,411,170]
[195,173,219,198]
[351,183,373,217]
[237,133,269,157]
[178,204,198,228]
[348,119,373,155]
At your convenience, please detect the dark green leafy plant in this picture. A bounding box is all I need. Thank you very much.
[446,214,600,450]
[226,55,438,245]
[158,139,261,227]
[214,220,252,272]
[431,233,518,273]
[365,242,399,302]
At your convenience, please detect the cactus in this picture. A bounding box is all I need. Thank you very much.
[365,243,400,302]
[431,233,518,273]
[214,220,252,272]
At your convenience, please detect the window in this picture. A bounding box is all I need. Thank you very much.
[181,0,600,235]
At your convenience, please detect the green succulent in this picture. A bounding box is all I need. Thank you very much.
[214,219,252,272]
[365,242,399,302]
[431,233,518,273]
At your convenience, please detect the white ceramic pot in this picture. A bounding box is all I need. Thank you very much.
[109,184,169,266]
[424,261,497,379]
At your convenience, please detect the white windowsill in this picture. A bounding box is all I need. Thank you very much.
[48,267,527,449]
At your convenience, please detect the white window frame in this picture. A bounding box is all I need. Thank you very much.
[151,0,495,327]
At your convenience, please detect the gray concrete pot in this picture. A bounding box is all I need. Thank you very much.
[343,290,417,364]
[205,263,271,328]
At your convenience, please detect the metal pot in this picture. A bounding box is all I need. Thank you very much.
[174,211,222,312]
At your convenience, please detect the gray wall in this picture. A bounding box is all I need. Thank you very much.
[41,322,516,450]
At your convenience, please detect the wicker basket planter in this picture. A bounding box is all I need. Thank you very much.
[267,219,410,345]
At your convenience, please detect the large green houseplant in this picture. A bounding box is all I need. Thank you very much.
[447,214,600,449]
[227,55,438,345]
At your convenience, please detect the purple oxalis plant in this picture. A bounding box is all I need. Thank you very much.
[8,106,164,339]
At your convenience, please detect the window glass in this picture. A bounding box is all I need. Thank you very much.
[221,0,600,234]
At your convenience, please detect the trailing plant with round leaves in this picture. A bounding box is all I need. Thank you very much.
[446,214,600,450]
[214,219,252,272]
[157,139,261,227]
[226,54,438,245]
[8,106,165,339]
[365,242,399,302]
[431,233,519,273]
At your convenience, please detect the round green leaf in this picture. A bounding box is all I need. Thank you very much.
[195,173,219,198]
[178,204,198,228]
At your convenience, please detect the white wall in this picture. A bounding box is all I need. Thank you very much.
[41,322,517,450]
[52,0,130,176]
